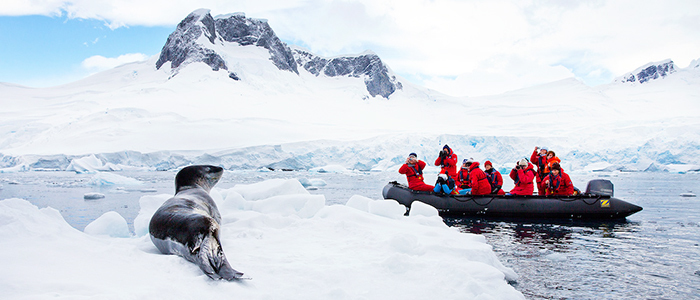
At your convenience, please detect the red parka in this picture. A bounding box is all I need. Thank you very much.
[457,167,470,189]
[484,168,505,195]
[544,171,575,196]
[468,162,491,195]
[435,146,458,181]
[398,160,434,192]
[509,163,536,196]
[531,149,548,181]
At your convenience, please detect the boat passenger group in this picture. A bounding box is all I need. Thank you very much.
[399,145,577,196]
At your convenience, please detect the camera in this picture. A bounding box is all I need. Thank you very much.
[439,150,447,158]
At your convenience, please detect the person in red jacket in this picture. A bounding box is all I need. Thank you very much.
[457,158,472,189]
[544,162,575,196]
[398,153,434,192]
[467,161,491,195]
[483,160,505,195]
[435,144,458,181]
[545,150,561,174]
[509,158,536,195]
[531,146,549,195]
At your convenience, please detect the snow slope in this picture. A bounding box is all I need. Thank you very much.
[0,179,524,299]
[1,10,699,173]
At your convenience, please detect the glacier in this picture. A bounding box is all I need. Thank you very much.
[1,9,699,174]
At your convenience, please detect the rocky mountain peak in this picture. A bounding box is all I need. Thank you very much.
[615,59,677,84]
[155,9,401,98]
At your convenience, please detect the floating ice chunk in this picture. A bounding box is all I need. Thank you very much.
[680,192,697,197]
[133,194,171,237]
[83,192,105,200]
[66,154,122,173]
[232,178,308,201]
[88,172,143,186]
[369,199,406,219]
[345,195,372,212]
[246,194,326,218]
[298,177,327,187]
[309,165,346,173]
[408,201,439,217]
[84,211,131,238]
[545,252,568,262]
[0,164,29,173]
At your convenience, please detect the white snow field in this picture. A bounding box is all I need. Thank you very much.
[0,178,524,299]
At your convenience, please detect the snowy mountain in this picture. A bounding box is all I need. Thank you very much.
[614,59,677,84]
[1,9,699,173]
[156,9,400,98]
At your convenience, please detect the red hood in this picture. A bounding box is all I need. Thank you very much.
[469,161,481,171]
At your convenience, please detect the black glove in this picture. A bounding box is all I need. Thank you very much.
[492,185,501,194]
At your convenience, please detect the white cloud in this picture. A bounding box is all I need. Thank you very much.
[81,53,149,71]
[3,0,700,95]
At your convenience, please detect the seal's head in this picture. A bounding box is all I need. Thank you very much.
[175,165,224,193]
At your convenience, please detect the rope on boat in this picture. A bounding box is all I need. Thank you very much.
[452,196,497,206]
[553,195,602,205]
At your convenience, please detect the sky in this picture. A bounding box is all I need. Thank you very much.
[1,0,699,97]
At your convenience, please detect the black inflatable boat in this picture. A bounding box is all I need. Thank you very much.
[382,179,643,219]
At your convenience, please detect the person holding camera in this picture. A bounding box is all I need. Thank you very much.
[531,146,549,195]
[433,173,457,195]
[434,144,458,181]
[508,158,536,195]
[398,152,434,192]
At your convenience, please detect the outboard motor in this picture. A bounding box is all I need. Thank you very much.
[585,179,614,196]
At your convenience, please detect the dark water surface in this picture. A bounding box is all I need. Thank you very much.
[1,170,699,299]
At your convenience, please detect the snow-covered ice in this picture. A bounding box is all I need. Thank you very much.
[0,178,524,299]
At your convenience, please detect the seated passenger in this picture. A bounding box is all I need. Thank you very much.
[398,153,434,192]
[509,158,536,196]
[484,161,505,195]
[457,158,472,190]
[467,160,491,195]
[434,173,457,195]
[544,162,575,196]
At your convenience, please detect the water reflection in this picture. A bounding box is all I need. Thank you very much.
[443,217,653,299]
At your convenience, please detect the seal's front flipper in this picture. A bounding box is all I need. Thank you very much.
[216,257,245,281]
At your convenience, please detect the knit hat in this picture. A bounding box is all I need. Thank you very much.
[484,160,492,167]
[518,158,529,167]
[438,173,448,180]
[463,157,474,164]
[550,162,561,171]
[540,146,548,152]
[408,153,417,158]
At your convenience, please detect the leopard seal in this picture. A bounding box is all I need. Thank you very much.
[149,165,244,280]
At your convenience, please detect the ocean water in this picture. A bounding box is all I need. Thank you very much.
[1,170,698,299]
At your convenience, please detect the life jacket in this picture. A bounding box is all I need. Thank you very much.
[458,167,470,184]
[410,164,423,180]
[547,172,561,191]
[485,169,498,187]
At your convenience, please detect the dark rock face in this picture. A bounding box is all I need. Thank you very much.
[156,9,400,98]
[618,60,677,84]
[294,49,401,98]
[215,15,298,74]
[156,11,224,70]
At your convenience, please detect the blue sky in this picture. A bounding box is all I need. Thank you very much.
[1,0,699,96]
[0,15,173,87]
